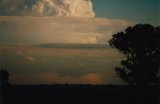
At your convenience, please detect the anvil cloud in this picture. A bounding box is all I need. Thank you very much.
[0,16,130,44]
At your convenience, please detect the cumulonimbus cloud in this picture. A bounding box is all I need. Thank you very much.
[0,0,95,17]
[0,16,131,44]
[0,0,132,44]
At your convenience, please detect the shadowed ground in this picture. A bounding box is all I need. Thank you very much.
[3,84,160,104]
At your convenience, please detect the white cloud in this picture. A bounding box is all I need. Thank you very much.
[0,16,131,44]
[0,0,95,17]
[32,1,44,14]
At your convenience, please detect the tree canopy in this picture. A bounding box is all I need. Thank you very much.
[109,24,160,85]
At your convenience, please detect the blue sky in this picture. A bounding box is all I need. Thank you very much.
[93,0,159,26]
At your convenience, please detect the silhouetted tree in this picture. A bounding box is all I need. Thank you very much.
[0,69,11,104]
[109,24,160,85]
[0,69,10,87]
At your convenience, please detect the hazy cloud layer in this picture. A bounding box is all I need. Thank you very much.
[0,16,130,44]
[0,0,95,17]
[0,45,124,84]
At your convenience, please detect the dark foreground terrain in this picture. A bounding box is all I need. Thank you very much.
[2,85,160,104]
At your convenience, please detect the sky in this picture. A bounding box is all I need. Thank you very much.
[93,0,159,26]
[0,0,159,85]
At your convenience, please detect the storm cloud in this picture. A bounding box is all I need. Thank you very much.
[0,0,95,17]
[0,0,132,84]
[0,16,130,44]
